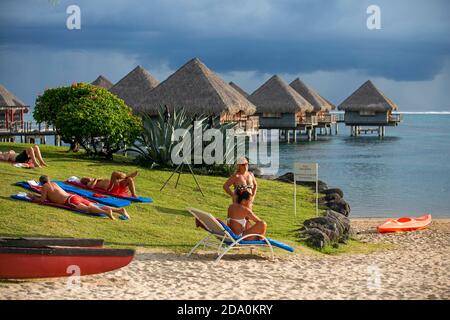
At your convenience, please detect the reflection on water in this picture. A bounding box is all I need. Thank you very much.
[259,115,450,217]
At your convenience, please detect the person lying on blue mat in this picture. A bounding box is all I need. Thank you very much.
[227,190,267,240]
[79,171,139,197]
[29,175,130,220]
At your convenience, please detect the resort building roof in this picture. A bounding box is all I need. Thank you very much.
[289,78,334,112]
[91,75,113,90]
[110,66,159,110]
[229,81,249,98]
[137,58,257,116]
[338,80,398,112]
[0,84,27,108]
[248,75,313,113]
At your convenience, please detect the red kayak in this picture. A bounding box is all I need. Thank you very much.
[377,214,432,233]
[0,246,134,279]
[0,237,104,248]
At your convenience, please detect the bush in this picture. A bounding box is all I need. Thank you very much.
[34,83,142,159]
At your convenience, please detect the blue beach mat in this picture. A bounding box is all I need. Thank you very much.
[49,181,132,207]
[16,181,130,208]
[219,221,294,252]
[11,192,128,220]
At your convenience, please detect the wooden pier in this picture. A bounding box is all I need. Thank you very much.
[0,120,62,145]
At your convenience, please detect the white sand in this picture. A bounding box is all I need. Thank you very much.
[1,219,449,300]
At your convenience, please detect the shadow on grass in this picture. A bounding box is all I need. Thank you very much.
[153,205,191,217]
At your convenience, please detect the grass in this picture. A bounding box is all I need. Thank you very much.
[0,142,379,256]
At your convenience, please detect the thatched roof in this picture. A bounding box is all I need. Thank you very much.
[137,58,257,116]
[338,80,398,112]
[229,81,249,98]
[0,84,27,108]
[248,75,313,113]
[289,78,334,112]
[91,75,113,89]
[109,66,159,110]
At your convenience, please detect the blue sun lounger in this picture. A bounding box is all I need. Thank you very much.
[187,208,294,263]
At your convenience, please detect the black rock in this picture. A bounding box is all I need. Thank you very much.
[296,209,353,249]
[326,199,351,217]
[324,193,341,202]
[275,172,328,192]
[298,228,330,249]
[322,188,344,198]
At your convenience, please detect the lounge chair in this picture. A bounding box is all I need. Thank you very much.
[187,208,294,263]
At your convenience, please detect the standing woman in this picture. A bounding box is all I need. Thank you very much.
[223,157,257,208]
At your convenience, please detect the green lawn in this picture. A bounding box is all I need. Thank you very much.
[0,142,381,256]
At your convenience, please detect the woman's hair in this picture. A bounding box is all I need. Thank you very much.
[80,177,91,185]
[236,189,251,204]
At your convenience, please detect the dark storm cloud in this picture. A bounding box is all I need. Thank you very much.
[1,0,449,81]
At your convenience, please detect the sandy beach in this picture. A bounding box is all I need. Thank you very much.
[1,219,449,300]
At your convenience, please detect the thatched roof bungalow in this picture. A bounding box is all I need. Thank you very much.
[0,84,28,131]
[137,58,258,131]
[338,80,400,127]
[109,66,159,111]
[91,75,113,89]
[289,78,336,126]
[248,75,314,129]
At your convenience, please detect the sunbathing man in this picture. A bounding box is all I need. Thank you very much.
[0,145,47,167]
[227,189,267,240]
[28,175,129,220]
[223,157,257,208]
[79,171,138,197]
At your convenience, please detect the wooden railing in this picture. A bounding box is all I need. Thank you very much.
[317,114,337,123]
[389,114,402,122]
[297,115,318,126]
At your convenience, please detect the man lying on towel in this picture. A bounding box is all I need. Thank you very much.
[79,171,139,197]
[28,175,130,220]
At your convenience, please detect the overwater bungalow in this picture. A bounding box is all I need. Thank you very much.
[109,66,159,111]
[137,58,259,133]
[338,80,401,136]
[248,75,316,141]
[229,81,249,98]
[91,75,113,90]
[0,84,29,137]
[289,78,337,135]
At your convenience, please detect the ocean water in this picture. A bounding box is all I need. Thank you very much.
[266,114,450,218]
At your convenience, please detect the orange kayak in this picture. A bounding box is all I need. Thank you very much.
[377,214,432,233]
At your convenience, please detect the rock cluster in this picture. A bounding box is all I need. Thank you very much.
[297,209,353,249]
[271,172,353,249]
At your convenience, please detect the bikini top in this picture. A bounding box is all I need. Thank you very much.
[235,184,253,194]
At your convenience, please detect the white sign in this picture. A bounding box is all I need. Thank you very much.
[294,162,318,182]
[294,162,319,217]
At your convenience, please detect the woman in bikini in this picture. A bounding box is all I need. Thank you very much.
[227,190,267,240]
[223,157,257,208]
[0,145,47,167]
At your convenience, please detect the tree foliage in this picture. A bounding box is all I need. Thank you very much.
[34,83,142,158]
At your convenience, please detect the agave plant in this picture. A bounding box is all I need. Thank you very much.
[129,106,244,172]
[129,107,194,167]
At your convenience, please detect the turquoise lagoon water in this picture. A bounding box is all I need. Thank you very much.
[265,114,450,218]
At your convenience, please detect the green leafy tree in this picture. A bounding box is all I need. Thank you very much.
[34,83,142,158]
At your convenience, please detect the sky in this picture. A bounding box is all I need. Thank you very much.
[0,0,449,112]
